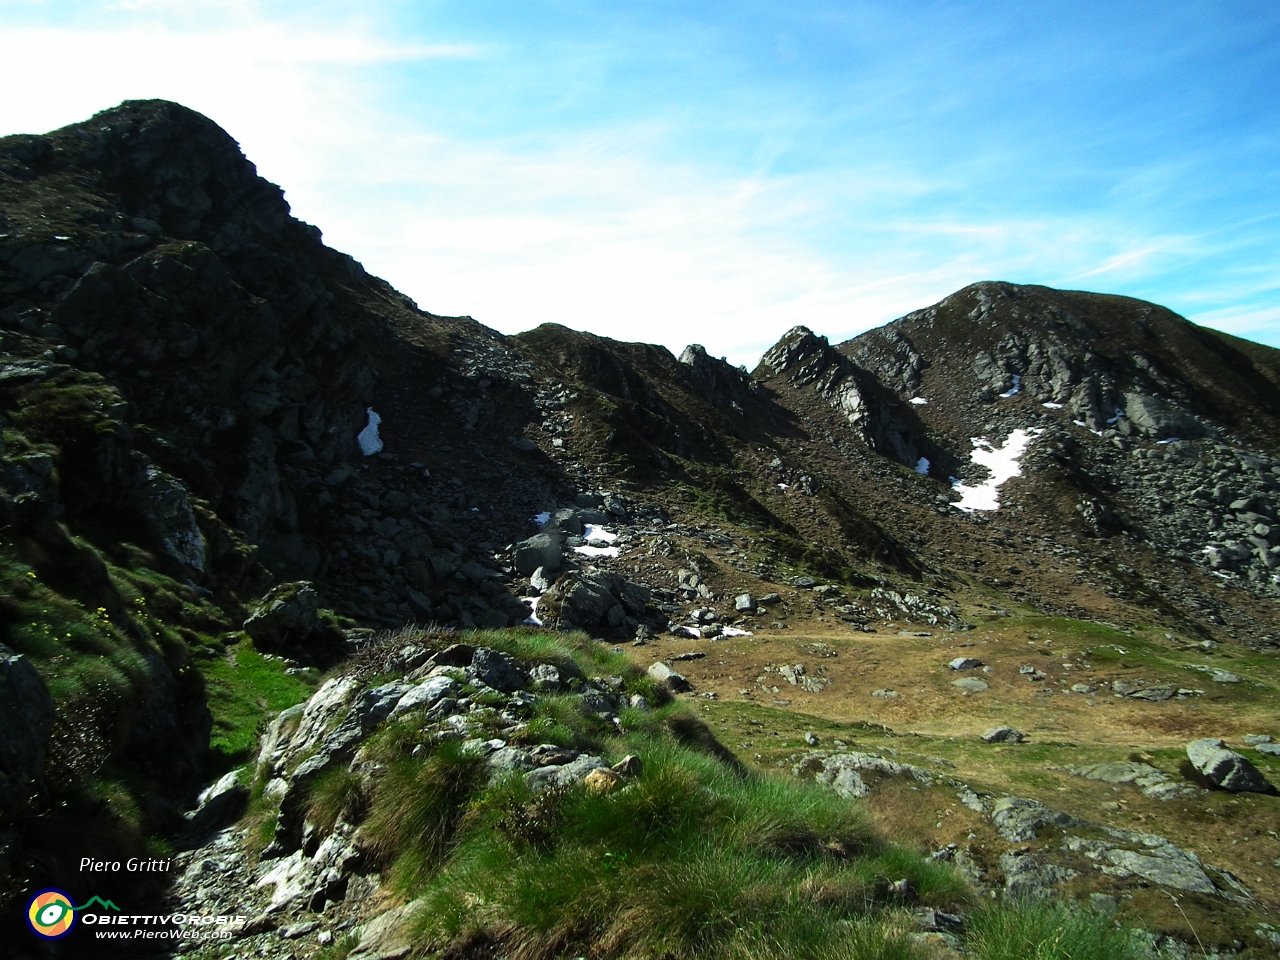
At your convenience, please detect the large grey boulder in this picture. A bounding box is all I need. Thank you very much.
[0,644,55,816]
[647,662,692,693]
[243,581,320,646]
[1186,739,1272,793]
[470,648,527,693]
[389,675,459,718]
[1124,393,1213,439]
[982,726,1026,743]
[513,533,562,576]
[550,572,651,632]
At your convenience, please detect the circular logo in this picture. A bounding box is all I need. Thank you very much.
[27,889,76,939]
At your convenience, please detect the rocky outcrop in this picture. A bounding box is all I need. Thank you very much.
[0,644,54,817]
[542,571,653,634]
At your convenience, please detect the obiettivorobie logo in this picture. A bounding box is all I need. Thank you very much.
[26,890,120,939]
[27,890,245,943]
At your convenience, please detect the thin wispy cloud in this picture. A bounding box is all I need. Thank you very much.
[1,1,1277,365]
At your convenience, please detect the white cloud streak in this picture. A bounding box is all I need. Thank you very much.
[0,8,1275,367]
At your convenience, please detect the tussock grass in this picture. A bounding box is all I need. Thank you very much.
[305,767,365,835]
[966,899,1142,960]
[362,738,487,891]
[398,732,967,959]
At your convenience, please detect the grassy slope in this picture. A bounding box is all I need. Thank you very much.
[263,628,1149,960]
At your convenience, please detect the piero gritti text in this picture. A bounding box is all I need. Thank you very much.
[80,856,174,873]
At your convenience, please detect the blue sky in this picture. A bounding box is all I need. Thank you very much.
[2,1,1278,366]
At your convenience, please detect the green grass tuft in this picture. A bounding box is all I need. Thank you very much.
[966,899,1142,960]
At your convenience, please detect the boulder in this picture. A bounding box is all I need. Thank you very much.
[524,754,610,793]
[1186,739,1272,793]
[550,572,651,632]
[243,581,320,646]
[0,644,55,816]
[513,533,562,576]
[470,648,527,693]
[951,678,988,693]
[647,662,692,693]
[981,726,1026,743]
[528,663,563,691]
[389,675,459,718]
[948,657,983,671]
[734,594,756,613]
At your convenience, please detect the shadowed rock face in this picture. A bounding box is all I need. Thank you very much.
[0,644,54,817]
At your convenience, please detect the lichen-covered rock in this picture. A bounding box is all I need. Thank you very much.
[546,571,651,632]
[1186,738,1272,793]
[243,581,319,645]
[989,796,1077,841]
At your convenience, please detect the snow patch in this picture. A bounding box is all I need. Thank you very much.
[1042,402,1063,410]
[777,483,789,491]
[998,375,1021,398]
[915,457,930,475]
[583,524,617,544]
[721,626,754,637]
[357,408,383,456]
[950,428,1042,512]
[909,396,928,405]
[533,512,551,526]
[574,545,620,559]
[522,595,543,627]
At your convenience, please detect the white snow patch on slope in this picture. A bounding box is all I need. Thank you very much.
[357,408,383,456]
[533,512,551,526]
[574,545,620,559]
[950,428,1042,512]
[721,626,753,637]
[1042,402,1063,409]
[998,375,1021,398]
[909,396,928,405]
[583,524,617,543]
[915,457,930,475]
[522,595,543,627]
